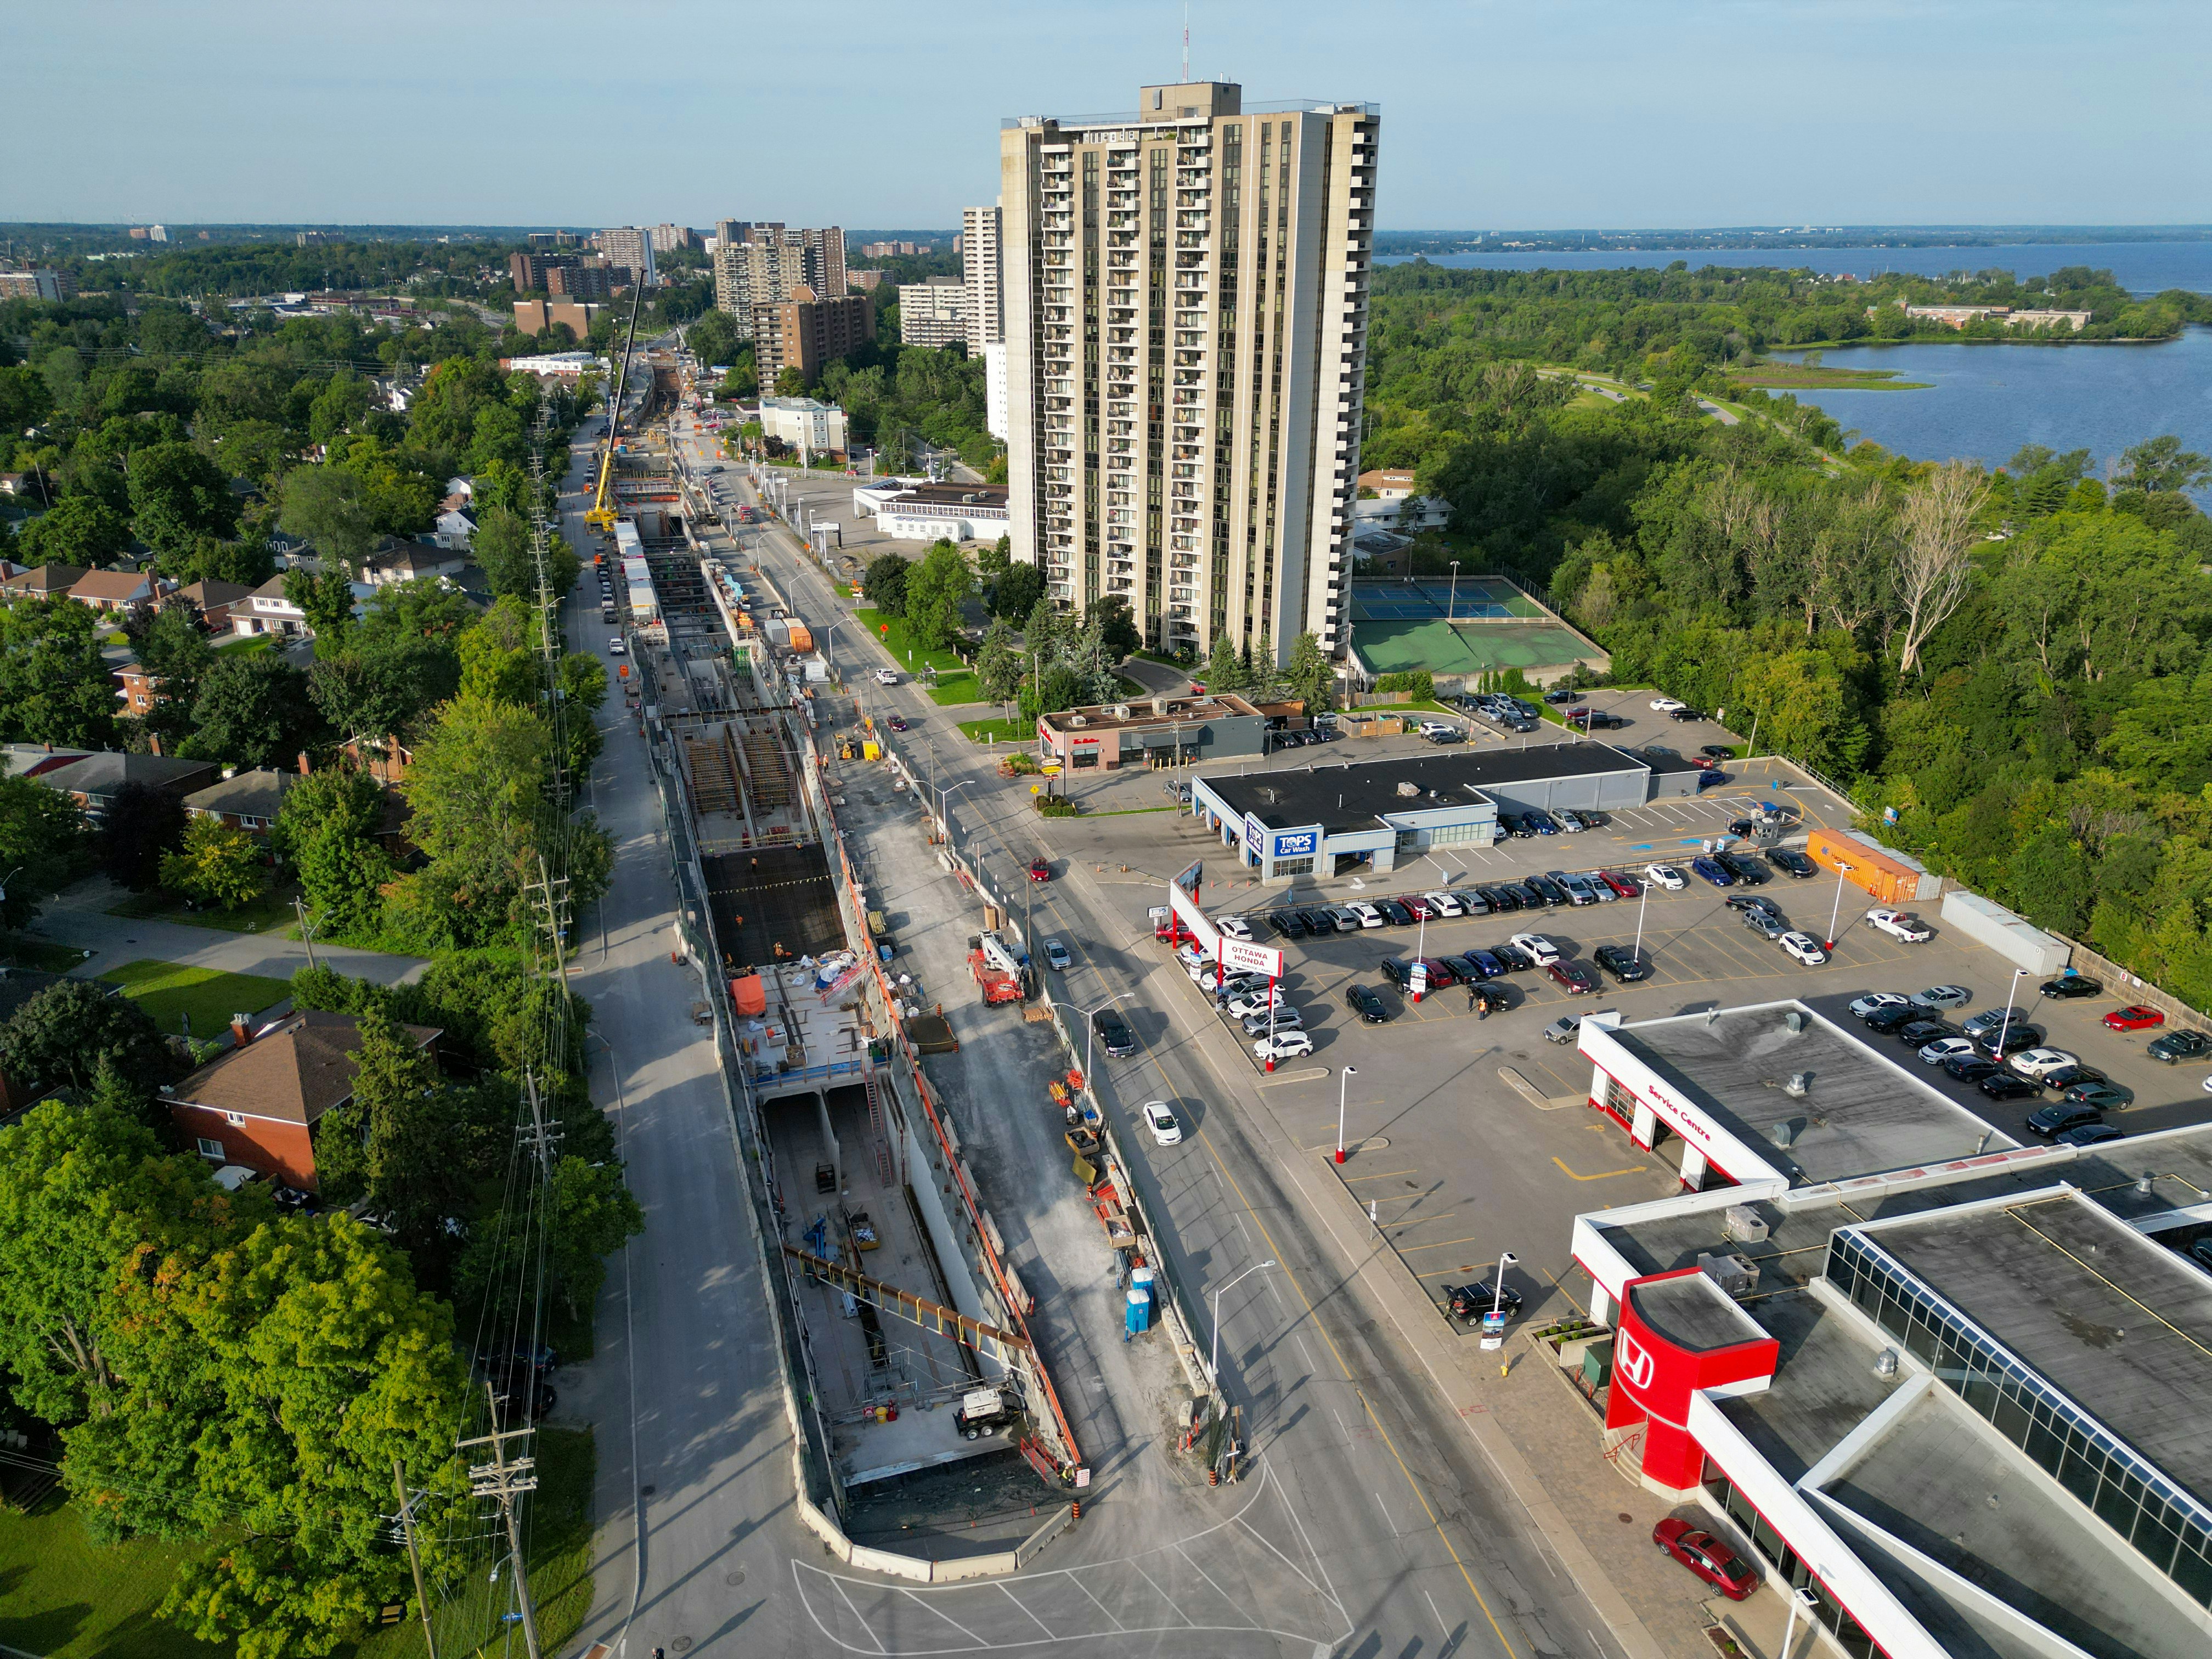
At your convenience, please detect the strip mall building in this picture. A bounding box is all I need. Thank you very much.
[1562,1002,2212,1659]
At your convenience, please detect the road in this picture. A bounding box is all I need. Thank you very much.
[697,414,1666,1659]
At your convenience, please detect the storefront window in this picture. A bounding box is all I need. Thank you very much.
[1272,857,1314,877]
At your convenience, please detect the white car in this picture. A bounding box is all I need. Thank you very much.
[1215,915,1255,942]
[1644,864,1687,891]
[2010,1047,2081,1080]
[1918,1036,1979,1065]
[1225,988,1284,1019]
[607,637,627,655]
[1866,907,1933,943]
[1416,720,1458,740]
[1509,932,1562,966]
[1911,984,1972,1009]
[1254,1030,1314,1062]
[1348,901,1385,929]
[1175,943,1211,971]
[1779,931,1829,966]
[873,668,899,686]
[1650,697,1687,713]
[1850,992,1912,1019]
[1423,891,1465,917]
[1141,1101,1184,1146]
[1042,938,1072,971]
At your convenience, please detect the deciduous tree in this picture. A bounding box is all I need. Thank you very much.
[180,652,322,770]
[0,978,174,1104]
[127,442,239,560]
[276,766,394,935]
[0,597,120,748]
[1894,462,1989,674]
[159,814,264,910]
[901,538,972,651]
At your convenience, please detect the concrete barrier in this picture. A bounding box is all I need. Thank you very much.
[1015,1504,1077,1566]
[849,1542,937,1583]
[932,1549,1022,1582]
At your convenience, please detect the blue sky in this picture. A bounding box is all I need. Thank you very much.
[13,0,2209,229]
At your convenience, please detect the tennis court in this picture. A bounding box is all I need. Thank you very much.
[1353,616,1599,676]
[1345,577,1545,624]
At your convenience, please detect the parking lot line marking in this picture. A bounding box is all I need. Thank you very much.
[1396,1235,1486,1254]
[1550,1156,1650,1181]
[1340,1168,1421,1183]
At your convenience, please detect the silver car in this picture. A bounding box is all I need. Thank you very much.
[1242,1006,1306,1036]
[1326,906,1363,933]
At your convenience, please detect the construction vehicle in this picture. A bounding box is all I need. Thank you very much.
[969,944,1024,1006]
[977,930,1024,978]
[584,284,647,532]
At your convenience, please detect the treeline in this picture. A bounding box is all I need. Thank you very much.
[65,236,518,299]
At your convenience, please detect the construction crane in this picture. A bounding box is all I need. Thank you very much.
[584,283,646,532]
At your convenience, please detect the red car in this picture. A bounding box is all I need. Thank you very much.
[1688,755,1717,770]
[1403,894,1435,921]
[2104,1004,2166,1032]
[1654,1517,1757,1601]
[1547,960,1599,995]
[1598,869,1641,899]
[1029,859,1052,883]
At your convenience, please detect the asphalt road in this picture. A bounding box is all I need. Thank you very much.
[714,424,1658,1659]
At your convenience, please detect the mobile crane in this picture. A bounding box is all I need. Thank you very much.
[584,283,647,532]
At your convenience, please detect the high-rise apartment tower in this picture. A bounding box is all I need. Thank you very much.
[712,226,848,339]
[961,205,1004,353]
[1001,82,1376,663]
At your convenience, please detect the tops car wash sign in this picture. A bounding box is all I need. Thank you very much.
[1269,828,1318,859]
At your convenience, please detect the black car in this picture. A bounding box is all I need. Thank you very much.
[1718,852,1771,885]
[1442,952,1491,983]
[1379,957,1415,990]
[1668,706,1706,722]
[1495,812,1527,838]
[2057,1123,2126,1148]
[1767,849,1819,879]
[1480,884,1521,913]
[2026,1102,2102,1138]
[1344,984,1391,1024]
[1977,1071,2042,1101]
[1979,1024,2048,1057]
[1543,687,1582,705]
[1092,1009,1138,1057]
[1895,1019,1960,1047]
[2149,1029,2212,1063]
[1269,910,1307,939]
[2039,975,2104,1001]
[1491,943,1536,973]
[1725,892,1784,918]
[1594,944,1650,983]
[1468,984,1510,1014]
[1699,744,1734,760]
[1503,881,1547,910]
[1940,1055,2006,1083]
[488,1364,557,1423]
[1299,907,1338,935]
[1567,708,1627,730]
[1377,898,1415,926]
[2039,1063,2106,1092]
[1525,874,1570,907]
[1865,1003,1925,1035]
[1445,1280,1523,1323]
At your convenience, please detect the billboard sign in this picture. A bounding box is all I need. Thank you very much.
[1269,828,1318,860]
[1166,878,1218,953]
[1172,860,1204,898]
[1221,938,1285,977]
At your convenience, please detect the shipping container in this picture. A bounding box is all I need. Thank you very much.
[1803,830,1927,906]
[765,618,792,646]
[786,624,814,653]
[1839,830,1943,900]
[1938,890,2070,977]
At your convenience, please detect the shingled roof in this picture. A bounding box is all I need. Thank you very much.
[170,1009,441,1126]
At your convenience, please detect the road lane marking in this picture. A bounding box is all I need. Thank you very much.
[1426,1590,1453,1638]
[1551,1156,1650,1181]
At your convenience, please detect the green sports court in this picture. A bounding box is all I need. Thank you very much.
[1345,578,1603,678]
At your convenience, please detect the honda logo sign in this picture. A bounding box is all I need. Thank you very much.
[1615,1330,1655,1392]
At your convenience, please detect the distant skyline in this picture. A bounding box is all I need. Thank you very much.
[14,1,2209,228]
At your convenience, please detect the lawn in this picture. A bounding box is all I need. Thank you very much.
[924,672,982,706]
[0,932,95,972]
[213,633,275,655]
[107,876,300,936]
[98,960,294,1037]
[0,1428,595,1659]
[957,716,1032,743]
[851,608,970,678]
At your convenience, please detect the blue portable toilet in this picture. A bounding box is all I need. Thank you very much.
[1124,1286,1154,1338]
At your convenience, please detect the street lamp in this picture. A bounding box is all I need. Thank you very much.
[1335,1066,1359,1164]
[1072,994,1127,1085]
[1779,1585,1821,1659]
[1447,559,1460,621]
[1824,862,1854,951]
[933,777,977,845]
[1209,1259,1276,1383]
[1632,874,1650,969]
[1997,967,2031,1051]
[1488,1251,1520,1323]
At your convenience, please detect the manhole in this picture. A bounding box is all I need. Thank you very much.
[725,1568,746,1586]
[1617,1512,1633,1523]
[640,1485,657,1497]
[672,1639,694,1653]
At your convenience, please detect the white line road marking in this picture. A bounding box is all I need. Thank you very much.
[1072,1576,1128,1633]
[832,1577,891,1652]
[1173,1542,1259,1626]
[899,1587,985,1646]
[1373,1488,1396,1531]
[1425,1589,1452,1638]
[1128,1559,1197,1626]
[998,1584,1056,1638]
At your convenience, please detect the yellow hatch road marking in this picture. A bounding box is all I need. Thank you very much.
[1550,1156,1651,1181]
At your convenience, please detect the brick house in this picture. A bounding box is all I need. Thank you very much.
[0,563,88,602]
[70,568,172,613]
[166,1010,443,1191]
[115,659,163,718]
[182,767,292,836]
[172,578,255,633]
[362,539,469,587]
[33,751,221,820]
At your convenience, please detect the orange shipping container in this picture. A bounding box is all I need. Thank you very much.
[1804,830,1919,906]
[786,624,814,653]
[728,974,768,1017]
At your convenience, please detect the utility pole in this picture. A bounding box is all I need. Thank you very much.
[460,1388,543,1659]
[390,1457,441,1659]
[295,895,321,972]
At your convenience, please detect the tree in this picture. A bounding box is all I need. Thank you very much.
[472,504,579,601]
[863,551,912,618]
[1093,594,1141,662]
[158,814,264,910]
[975,620,1023,704]
[773,366,808,397]
[13,493,133,567]
[99,780,188,892]
[306,371,374,444]
[279,464,375,572]
[0,978,173,1103]
[308,633,460,748]
[0,770,87,930]
[1894,462,1989,674]
[2116,435,2212,496]
[0,598,120,748]
[388,693,561,947]
[991,558,1045,623]
[180,653,321,771]
[1204,628,1248,693]
[127,442,239,561]
[1284,631,1335,712]
[544,1155,642,1317]
[277,766,394,935]
[684,307,741,368]
[901,539,972,651]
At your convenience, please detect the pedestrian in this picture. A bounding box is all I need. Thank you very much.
[1469,986,1478,1013]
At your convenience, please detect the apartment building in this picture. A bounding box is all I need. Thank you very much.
[898,276,967,347]
[1001,82,1377,663]
[711,226,848,340]
[961,205,1005,354]
[753,294,875,389]
[596,227,657,287]
[648,223,698,253]
[0,268,76,301]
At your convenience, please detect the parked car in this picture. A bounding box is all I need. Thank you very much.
[1698,744,1734,760]
[1242,1005,1306,1036]
[1347,901,1385,929]
[2010,1047,2082,1081]
[1378,898,1415,927]
[1042,938,1072,971]
[2040,1064,2107,1093]
[1224,988,1284,1019]
[1696,770,1731,789]
[1418,956,1463,989]
[1500,882,1545,911]
[1671,707,1708,723]
[1644,864,1688,891]
[1918,1036,1979,1065]
[1850,992,1912,1018]
[1525,874,1570,907]
[1552,871,1601,906]
[1543,687,1582,705]
[1778,930,1830,965]
[1653,1519,1757,1602]
[1344,984,1391,1023]
[1650,697,1687,712]
[1865,1003,1928,1035]
[1865,907,1932,942]
[2056,1122,2127,1148]
[1215,914,1254,941]
[1942,1056,2006,1084]
[1254,1030,1314,1062]
[1491,943,1536,973]
[2026,1101,2102,1139]
[1268,911,1307,940]
[1445,1280,1523,1322]
[1092,1009,1138,1057]
[1911,985,1972,1010]
[2040,974,2104,1001]
[1468,983,1510,1014]
[1548,959,1599,995]
[1554,810,1587,833]
[1140,1100,1184,1146]
[1979,1071,2043,1102]
[1718,852,1772,886]
[2103,1004,2166,1031]
[1463,948,1506,980]
[2061,1082,2132,1113]
[1767,849,1819,879]
[1979,1024,2049,1058]
[1594,944,1650,982]
[1298,907,1338,935]
[1689,856,1736,888]
[1894,1018,1959,1048]
[1599,869,1642,898]
[1740,910,1786,942]
[1526,811,1561,837]
[2148,1029,2212,1063]
[1454,889,1492,917]
[1509,932,1562,966]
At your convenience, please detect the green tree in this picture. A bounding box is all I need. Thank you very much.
[1284,631,1334,712]
[127,442,240,560]
[1204,628,1248,693]
[2116,435,2212,495]
[544,1154,642,1317]
[181,653,322,770]
[863,551,912,617]
[131,602,218,752]
[975,620,1023,704]
[773,365,808,397]
[283,565,360,651]
[307,370,374,444]
[14,493,133,567]
[0,769,88,930]
[277,766,394,935]
[684,307,741,368]
[98,780,188,892]
[0,597,120,748]
[0,978,174,1105]
[472,504,578,600]
[901,538,972,651]
[990,557,1045,623]
[158,814,264,910]
[279,464,375,572]
[1093,594,1141,661]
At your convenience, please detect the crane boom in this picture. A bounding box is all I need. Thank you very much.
[584,283,646,531]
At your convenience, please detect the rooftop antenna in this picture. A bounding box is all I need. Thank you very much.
[1183,2,1189,80]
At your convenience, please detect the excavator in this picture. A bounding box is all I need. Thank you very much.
[584,282,647,532]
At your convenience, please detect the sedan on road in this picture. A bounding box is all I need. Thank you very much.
[607,637,627,655]
[887,714,909,732]
[1689,856,1736,888]
[1653,1519,1757,1602]
[1042,938,1072,972]
[1141,1101,1184,1146]
[1344,984,1391,1024]
[1509,932,1563,966]
[2104,1005,2166,1031]
[1644,864,1688,891]
[1911,985,1973,1010]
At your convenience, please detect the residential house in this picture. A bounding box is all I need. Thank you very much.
[339,735,416,785]
[70,568,172,613]
[360,540,469,587]
[114,658,164,718]
[183,768,292,837]
[0,563,88,602]
[32,751,221,819]
[165,1010,443,1192]
[1,743,92,781]
[233,574,375,639]
[1353,470,1450,531]
[432,495,478,550]
[172,578,255,633]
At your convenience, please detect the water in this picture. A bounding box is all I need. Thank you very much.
[1378,241,2212,297]
[1764,328,2212,486]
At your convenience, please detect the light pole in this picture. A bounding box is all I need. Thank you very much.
[1779,1586,1821,1659]
[1997,967,2030,1051]
[1488,1250,1520,1322]
[1335,1065,1359,1164]
[1824,862,1854,951]
[1447,558,1460,621]
[934,777,977,847]
[1209,1259,1276,1383]
[1632,876,1650,969]
[1073,994,1126,1085]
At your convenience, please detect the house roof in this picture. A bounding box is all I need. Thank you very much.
[2,563,89,595]
[365,540,462,573]
[184,768,291,821]
[35,751,218,798]
[69,569,153,603]
[1357,469,1417,492]
[178,579,254,611]
[0,967,72,1025]
[171,1009,442,1127]
[2,743,94,779]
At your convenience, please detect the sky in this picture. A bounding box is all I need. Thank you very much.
[12,0,2211,230]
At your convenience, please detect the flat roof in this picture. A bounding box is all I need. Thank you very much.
[1866,1191,2212,1513]
[1630,1272,1767,1353]
[1041,693,1261,735]
[1609,1002,2015,1184]
[1201,746,1644,836]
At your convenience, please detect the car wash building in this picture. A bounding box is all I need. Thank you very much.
[1191,744,1651,882]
